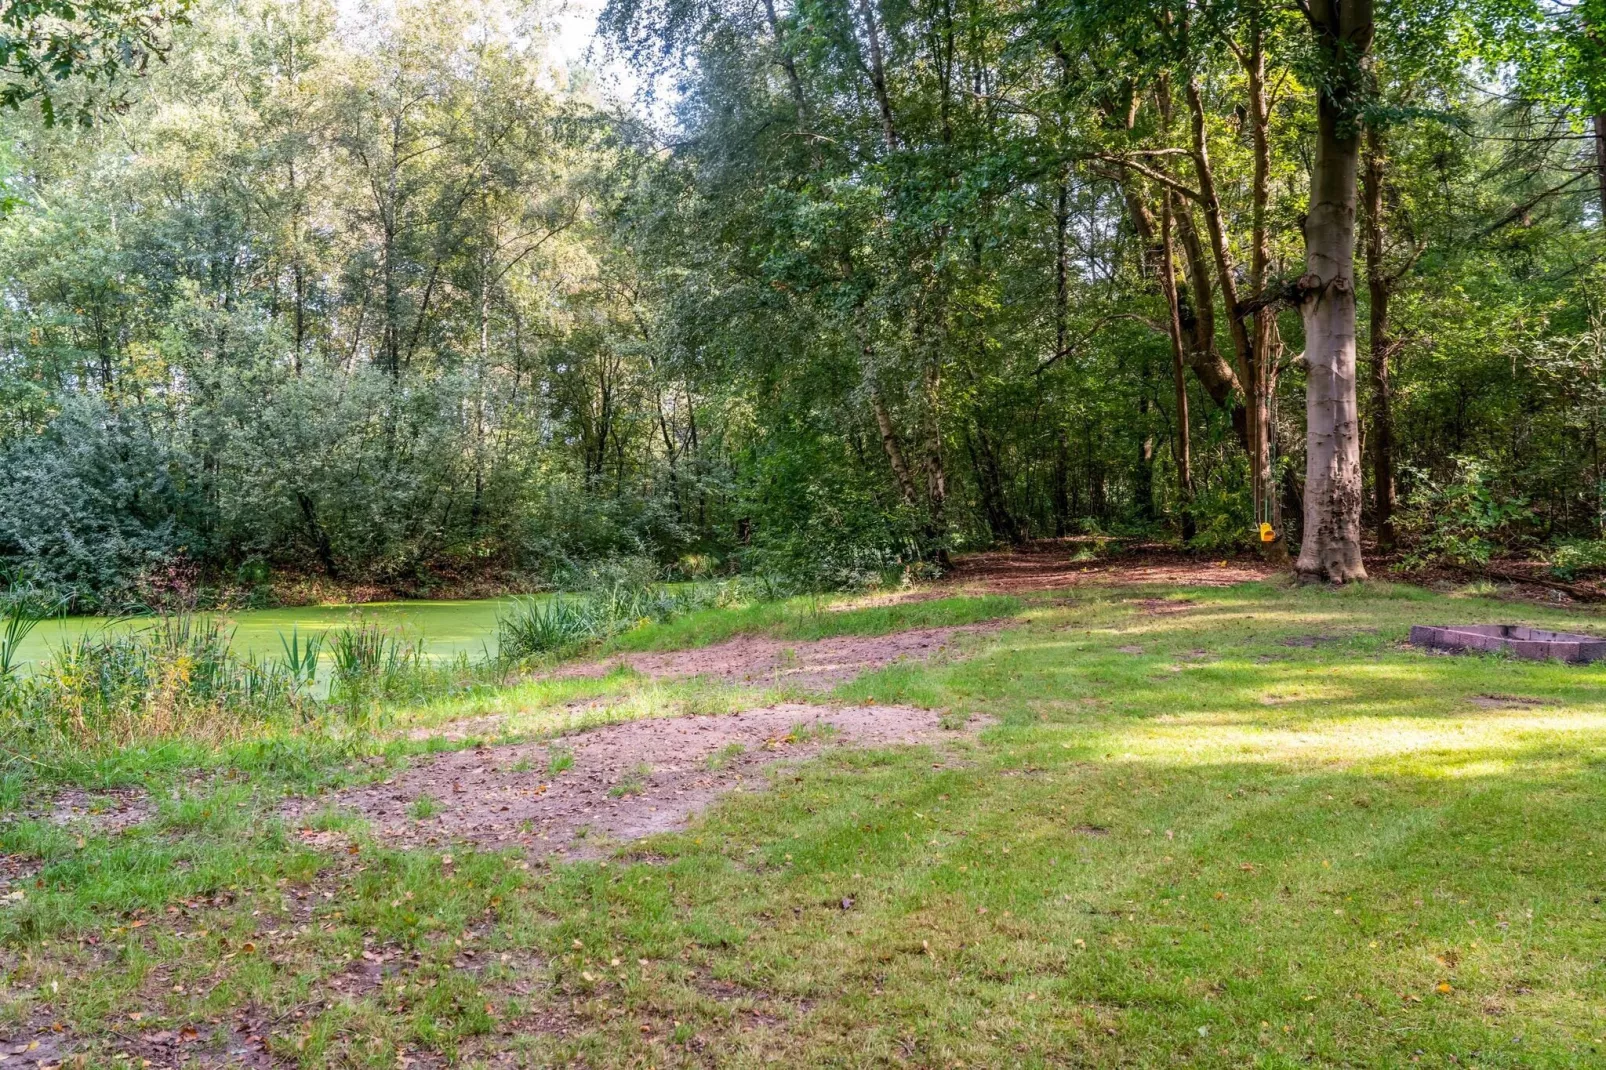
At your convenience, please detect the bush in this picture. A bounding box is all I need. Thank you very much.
[0,397,200,610]
[1548,540,1606,581]
[1395,460,1531,568]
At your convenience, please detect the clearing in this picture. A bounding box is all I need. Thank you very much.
[4,550,1606,1068]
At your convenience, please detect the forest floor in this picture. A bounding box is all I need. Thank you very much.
[3,550,1606,1068]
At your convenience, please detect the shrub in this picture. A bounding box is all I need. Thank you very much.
[1395,460,1531,568]
[496,596,603,659]
[1548,540,1606,581]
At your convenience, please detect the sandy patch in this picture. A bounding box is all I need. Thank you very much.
[290,703,975,858]
[558,624,999,690]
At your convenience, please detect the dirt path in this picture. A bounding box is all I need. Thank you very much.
[557,623,1000,690]
[291,703,973,859]
[943,541,1276,594]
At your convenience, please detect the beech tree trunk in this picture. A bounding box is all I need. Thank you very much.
[1295,0,1372,583]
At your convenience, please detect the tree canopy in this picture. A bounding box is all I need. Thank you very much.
[0,0,1601,606]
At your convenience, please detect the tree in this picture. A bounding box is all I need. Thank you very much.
[1293,0,1372,582]
[0,0,188,124]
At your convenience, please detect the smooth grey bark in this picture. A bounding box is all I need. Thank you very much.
[1295,0,1372,583]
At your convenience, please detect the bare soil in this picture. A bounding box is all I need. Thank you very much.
[943,542,1277,594]
[291,703,975,858]
[0,788,153,842]
[558,624,1000,690]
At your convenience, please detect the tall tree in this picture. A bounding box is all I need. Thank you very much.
[1293,0,1372,582]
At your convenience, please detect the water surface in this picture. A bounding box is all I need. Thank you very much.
[10,596,535,674]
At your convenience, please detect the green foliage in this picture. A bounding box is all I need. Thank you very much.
[1547,540,1606,581]
[0,0,189,125]
[1396,461,1532,568]
[0,0,1599,605]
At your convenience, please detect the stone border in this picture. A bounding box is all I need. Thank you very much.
[1409,624,1606,664]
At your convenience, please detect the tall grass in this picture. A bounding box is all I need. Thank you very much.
[495,576,791,661]
[278,627,323,688]
[0,602,45,682]
[0,612,489,756]
[1,614,305,750]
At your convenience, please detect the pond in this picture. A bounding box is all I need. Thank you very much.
[8,596,536,675]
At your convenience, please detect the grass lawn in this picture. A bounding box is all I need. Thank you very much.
[3,575,1606,1068]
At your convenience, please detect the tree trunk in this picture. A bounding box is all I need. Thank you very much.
[1117,147,1241,418]
[1186,78,1275,550]
[1052,430,1071,536]
[857,0,899,148]
[871,385,921,508]
[1594,113,1606,225]
[1172,208,1241,418]
[1243,27,1287,561]
[1295,0,1372,583]
[1362,125,1396,549]
[761,0,809,123]
[968,425,1021,544]
[1160,192,1196,541]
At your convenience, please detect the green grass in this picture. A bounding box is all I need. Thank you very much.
[608,764,651,798]
[4,577,1606,1066]
[600,592,1020,654]
[706,742,746,770]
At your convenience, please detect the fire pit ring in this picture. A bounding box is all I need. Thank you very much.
[1409,625,1606,665]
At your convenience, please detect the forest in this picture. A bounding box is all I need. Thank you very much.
[0,0,1602,609]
